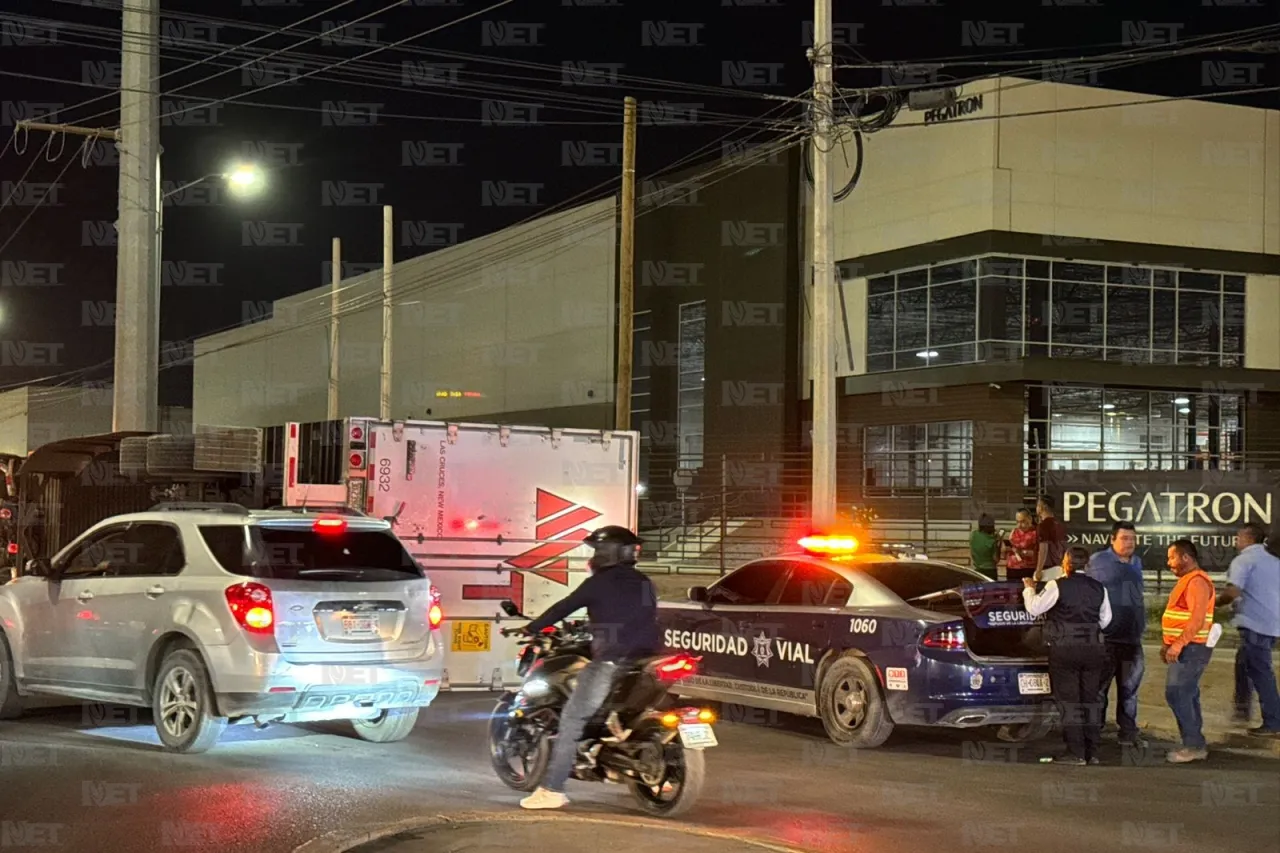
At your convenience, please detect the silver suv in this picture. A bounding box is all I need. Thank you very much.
[0,504,444,752]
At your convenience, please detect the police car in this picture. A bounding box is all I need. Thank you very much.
[656,536,1053,748]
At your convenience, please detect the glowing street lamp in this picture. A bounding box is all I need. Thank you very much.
[223,162,266,198]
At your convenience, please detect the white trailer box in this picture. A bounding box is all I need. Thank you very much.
[282,419,639,689]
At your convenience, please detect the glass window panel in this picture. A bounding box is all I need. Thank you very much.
[1179,271,1221,292]
[1053,261,1105,283]
[1223,275,1245,294]
[928,280,976,346]
[1177,352,1215,366]
[1177,290,1216,352]
[1107,266,1151,286]
[980,256,1023,277]
[1051,282,1104,346]
[631,377,650,395]
[894,287,928,350]
[980,340,1023,362]
[897,268,928,290]
[868,275,895,296]
[680,302,705,322]
[677,301,705,470]
[978,277,1022,341]
[1105,348,1151,366]
[1152,268,1177,289]
[1151,295,1176,350]
[927,343,977,366]
[1222,293,1244,355]
[1051,345,1103,360]
[1026,259,1049,280]
[867,293,895,354]
[1105,284,1151,350]
[679,372,702,391]
[678,388,703,407]
[867,353,894,373]
[930,260,976,284]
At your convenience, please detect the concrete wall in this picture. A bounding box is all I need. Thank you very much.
[1245,274,1280,371]
[194,198,618,428]
[0,385,115,455]
[829,77,1280,262]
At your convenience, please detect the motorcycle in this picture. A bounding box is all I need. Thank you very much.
[487,599,717,818]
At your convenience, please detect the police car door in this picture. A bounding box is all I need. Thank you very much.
[752,561,850,698]
[663,561,788,684]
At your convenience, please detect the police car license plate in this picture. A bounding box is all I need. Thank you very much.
[1018,673,1050,695]
[342,616,378,637]
[677,723,717,749]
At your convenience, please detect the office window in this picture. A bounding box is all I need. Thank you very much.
[865,256,1246,373]
[677,301,705,470]
[1027,384,1245,472]
[864,421,973,497]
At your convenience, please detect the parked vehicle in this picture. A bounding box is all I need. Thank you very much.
[656,535,1054,748]
[0,504,445,753]
[488,599,716,818]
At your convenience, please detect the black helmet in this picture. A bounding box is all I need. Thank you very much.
[583,525,642,571]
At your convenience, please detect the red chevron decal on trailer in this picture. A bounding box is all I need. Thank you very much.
[460,490,600,608]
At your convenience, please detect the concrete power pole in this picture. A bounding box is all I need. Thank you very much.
[328,237,341,421]
[380,206,393,421]
[113,0,161,432]
[615,96,637,432]
[809,0,838,529]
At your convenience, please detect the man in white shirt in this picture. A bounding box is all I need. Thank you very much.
[1023,545,1113,765]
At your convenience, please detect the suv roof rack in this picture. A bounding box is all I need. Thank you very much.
[149,502,250,514]
[265,505,368,517]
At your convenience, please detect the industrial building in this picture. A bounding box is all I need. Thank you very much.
[0,383,191,457]
[190,76,1280,566]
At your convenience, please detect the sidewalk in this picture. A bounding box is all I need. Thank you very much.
[1131,645,1280,756]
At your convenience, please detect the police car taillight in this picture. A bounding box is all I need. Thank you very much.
[921,624,966,651]
[798,535,858,555]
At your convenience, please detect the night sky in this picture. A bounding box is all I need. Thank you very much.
[0,0,1275,407]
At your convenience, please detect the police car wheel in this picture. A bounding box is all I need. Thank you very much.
[818,656,893,748]
[0,631,23,720]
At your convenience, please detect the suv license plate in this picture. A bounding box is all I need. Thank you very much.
[1018,673,1050,695]
[677,723,718,749]
[343,616,378,637]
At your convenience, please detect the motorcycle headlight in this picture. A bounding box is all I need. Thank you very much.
[522,679,550,698]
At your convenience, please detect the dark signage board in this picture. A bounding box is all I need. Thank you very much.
[1044,469,1279,573]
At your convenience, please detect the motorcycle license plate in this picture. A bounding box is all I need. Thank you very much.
[677,723,717,749]
[1018,673,1051,695]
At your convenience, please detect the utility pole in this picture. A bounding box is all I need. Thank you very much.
[328,237,341,421]
[809,0,838,529]
[380,206,393,421]
[113,0,161,432]
[615,96,637,432]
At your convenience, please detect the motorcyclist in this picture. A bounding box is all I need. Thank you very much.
[517,525,661,811]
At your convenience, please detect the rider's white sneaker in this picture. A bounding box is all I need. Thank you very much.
[519,788,569,810]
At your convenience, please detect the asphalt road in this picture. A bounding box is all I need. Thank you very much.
[2,695,1278,853]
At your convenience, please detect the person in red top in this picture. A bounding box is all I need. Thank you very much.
[1034,495,1068,582]
[1161,539,1218,764]
[1005,509,1039,582]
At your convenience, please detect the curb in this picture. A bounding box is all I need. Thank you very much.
[292,811,816,853]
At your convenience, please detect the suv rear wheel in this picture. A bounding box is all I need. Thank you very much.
[352,707,419,743]
[0,633,23,720]
[153,649,228,753]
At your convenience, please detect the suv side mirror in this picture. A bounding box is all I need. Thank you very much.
[26,558,52,579]
[688,586,708,603]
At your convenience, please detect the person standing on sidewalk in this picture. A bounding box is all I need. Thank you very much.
[1006,509,1040,582]
[1023,545,1112,765]
[969,514,1002,581]
[1161,539,1217,764]
[1086,521,1147,746]
[1215,522,1280,738]
[1034,495,1068,583]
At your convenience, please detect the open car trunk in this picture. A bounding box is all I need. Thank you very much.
[956,582,1050,660]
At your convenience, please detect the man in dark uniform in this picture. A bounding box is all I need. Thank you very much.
[1023,545,1113,765]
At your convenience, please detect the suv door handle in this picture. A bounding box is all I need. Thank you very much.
[145,585,165,597]
[77,590,94,602]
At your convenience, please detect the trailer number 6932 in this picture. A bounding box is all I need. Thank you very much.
[849,618,878,634]
[378,459,392,492]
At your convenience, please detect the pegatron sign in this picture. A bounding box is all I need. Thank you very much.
[1045,470,1277,572]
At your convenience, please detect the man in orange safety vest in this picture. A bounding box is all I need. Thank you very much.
[1161,539,1219,764]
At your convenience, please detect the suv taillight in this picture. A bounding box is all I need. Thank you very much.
[921,623,966,651]
[428,584,443,629]
[225,582,275,634]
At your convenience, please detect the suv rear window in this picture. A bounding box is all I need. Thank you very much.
[199,524,423,582]
[856,561,987,603]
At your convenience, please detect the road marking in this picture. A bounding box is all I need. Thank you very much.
[292,810,818,853]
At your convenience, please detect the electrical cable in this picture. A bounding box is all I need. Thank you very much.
[0,136,56,217]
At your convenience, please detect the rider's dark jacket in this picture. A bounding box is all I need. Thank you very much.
[525,562,662,663]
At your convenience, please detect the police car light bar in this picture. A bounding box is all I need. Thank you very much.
[798,535,859,554]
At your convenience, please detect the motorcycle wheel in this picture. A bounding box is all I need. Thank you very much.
[488,695,551,792]
[626,731,706,819]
